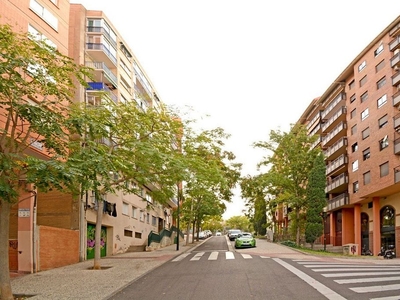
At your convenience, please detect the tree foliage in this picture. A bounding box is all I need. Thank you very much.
[305,153,327,248]
[225,215,251,232]
[254,124,322,245]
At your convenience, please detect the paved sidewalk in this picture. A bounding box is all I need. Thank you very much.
[11,241,201,300]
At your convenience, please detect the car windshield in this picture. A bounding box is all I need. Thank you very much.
[231,230,241,234]
[238,233,252,238]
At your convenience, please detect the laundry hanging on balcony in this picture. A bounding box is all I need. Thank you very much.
[103,200,117,217]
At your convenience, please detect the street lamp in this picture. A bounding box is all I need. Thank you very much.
[322,206,328,251]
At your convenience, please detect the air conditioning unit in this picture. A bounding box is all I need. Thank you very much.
[395,65,400,71]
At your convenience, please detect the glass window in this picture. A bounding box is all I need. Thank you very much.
[350,94,356,103]
[377,94,387,108]
[378,115,388,128]
[359,76,367,87]
[361,92,368,103]
[358,60,366,72]
[363,148,370,160]
[361,108,369,121]
[380,162,389,177]
[380,136,389,150]
[132,207,137,219]
[352,142,358,152]
[363,171,371,185]
[351,108,356,119]
[353,181,359,193]
[152,216,157,226]
[375,60,385,72]
[374,44,384,57]
[377,77,386,89]
[122,202,129,215]
[349,80,355,90]
[352,160,359,172]
[29,0,58,30]
[351,125,357,135]
[362,127,370,140]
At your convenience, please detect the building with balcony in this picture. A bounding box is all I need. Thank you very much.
[298,15,400,256]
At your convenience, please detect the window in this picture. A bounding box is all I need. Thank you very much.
[380,135,389,150]
[28,24,57,49]
[140,210,145,222]
[363,148,370,160]
[351,108,356,119]
[350,94,356,103]
[122,202,129,215]
[361,108,369,121]
[377,77,386,89]
[378,115,388,128]
[361,92,368,103]
[135,232,142,239]
[132,207,138,219]
[352,160,359,172]
[358,60,366,72]
[375,60,385,72]
[362,127,370,139]
[377,94,387,108]
[145,193,152,203]
[146,213,150,224]
[152,216,157,226]
[353,181,359,193]
[124,230,133,237]
[374,44,384,57]
[380,161,389,177]
[50,0,58,5]
[352,142,358,152]
[363,171,371,185]
[359,76,367,87]
[29,0,58,30]
[351,125,357,135]
[349,80,355,90]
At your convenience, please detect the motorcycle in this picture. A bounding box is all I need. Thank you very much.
[378,245,395,259]
[361,245,373,256]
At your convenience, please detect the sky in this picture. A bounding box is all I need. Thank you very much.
[71,0,400,219]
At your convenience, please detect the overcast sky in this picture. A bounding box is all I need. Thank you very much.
[71,0,400,219]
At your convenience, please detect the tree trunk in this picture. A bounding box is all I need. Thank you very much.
[296,209,300,246]
[0,199,14,300]
[93,200,103,270]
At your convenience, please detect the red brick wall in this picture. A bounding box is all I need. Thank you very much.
[38,226,79,271]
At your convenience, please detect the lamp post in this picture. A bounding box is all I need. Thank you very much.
[322,207,328,251]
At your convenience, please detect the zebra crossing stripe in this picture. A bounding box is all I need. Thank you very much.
[314,268,400,272]
[350,283,400,293]
[370,296,400,300]
[335,276,400,284]
[226,251,235,260]
[190,252,205,261]
[322,271,400,278]
[171,253,191,262]
[274,258,346,300]
[208,252,218,260]
[241,254,252,259]
[305,264,389,268]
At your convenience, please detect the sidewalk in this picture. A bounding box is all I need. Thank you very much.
[11,241,201,300]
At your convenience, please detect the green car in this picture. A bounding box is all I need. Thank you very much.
[234,232,256,249]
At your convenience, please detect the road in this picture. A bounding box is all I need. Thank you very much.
[109,236,400,300]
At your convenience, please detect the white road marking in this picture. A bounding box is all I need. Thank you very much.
[314,268,400,272]
[226,251,235,260]
[171,253,191,262]
[335,276,400,284]
[241,254,252,259]
[350,283,400,293]
[260,256,270,259]
[322,271,400,278]
[370,296,400,300]
[208,252,218,260]
[190,252,205,261]
[273,258,346,300]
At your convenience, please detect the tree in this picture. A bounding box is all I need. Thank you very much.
[305,153,327,249]
[67,99,187,269]
[0,23,90,299]
[254,124,321,245]
[225,215,251,231]
[241,175,267,236]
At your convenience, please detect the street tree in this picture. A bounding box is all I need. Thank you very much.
[241,175,267,236]
[254,124,321,245]
[305,153,327,249]
[225,215,251,231]
[67,98,187,269]
[0,23,90,300]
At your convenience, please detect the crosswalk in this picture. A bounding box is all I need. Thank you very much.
[295,260,400,299]
[171,251,269,262]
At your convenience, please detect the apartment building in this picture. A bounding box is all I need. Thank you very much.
[3,0,177,274]
[298,15,400,256]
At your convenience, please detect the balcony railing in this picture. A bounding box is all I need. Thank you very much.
[85,61,117,88]
[321,106,346,132]
[324,137,347,158]
[395,165,400,183]
[86,43,117,65]
[326,154,347,175]
[389,35,400,52]
[325,173,348,193]
[392,70,400,86]
[393,91,400,107]
[322,121,346,147]
[391,52,400,68]
[327,193,349,211]
[86,26,117,47]
[321,92,345,120]
[395,137,400,155]
[87,82,118,103]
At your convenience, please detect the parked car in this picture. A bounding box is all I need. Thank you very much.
[198,231,207,239]
[215,231,222,236]
[228,229,242,241]
[204,230,212,237]
[235,232,256,248]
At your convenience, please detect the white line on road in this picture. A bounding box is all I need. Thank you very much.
[208,252,218,260]
[226,251,235,260]
[273,258,346,300]
[304,264,388,268]
[314,268,400,272]
[171,253,191,262]
[350,283,400,293]
[260,256,270,259]
[190,252,205,261]
[335,276,400,284]
[370,296,400,300]
[241,254,252,259]
[322,271,400,278]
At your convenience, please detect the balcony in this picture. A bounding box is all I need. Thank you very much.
[392,70,400,86]
[324,137,347,160]
[310,135,322,149]
[395,137,400,155]
[393,91,400,108]
[86,26,117,48]
[389,35,400,52]
[395,165,400,183]
[321,121,347,148]
[326,173,348,194]
[321,92,346,120]
[326,154,347,176]
[86,43,117,67]
[306,112,321,131]
[87,82,118,103]
[85,61,117,89]
[391,52,400,69]
[321,106,346,133]
[390,22,400,37]
[327,193,349,211]
[394,113,400,130]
